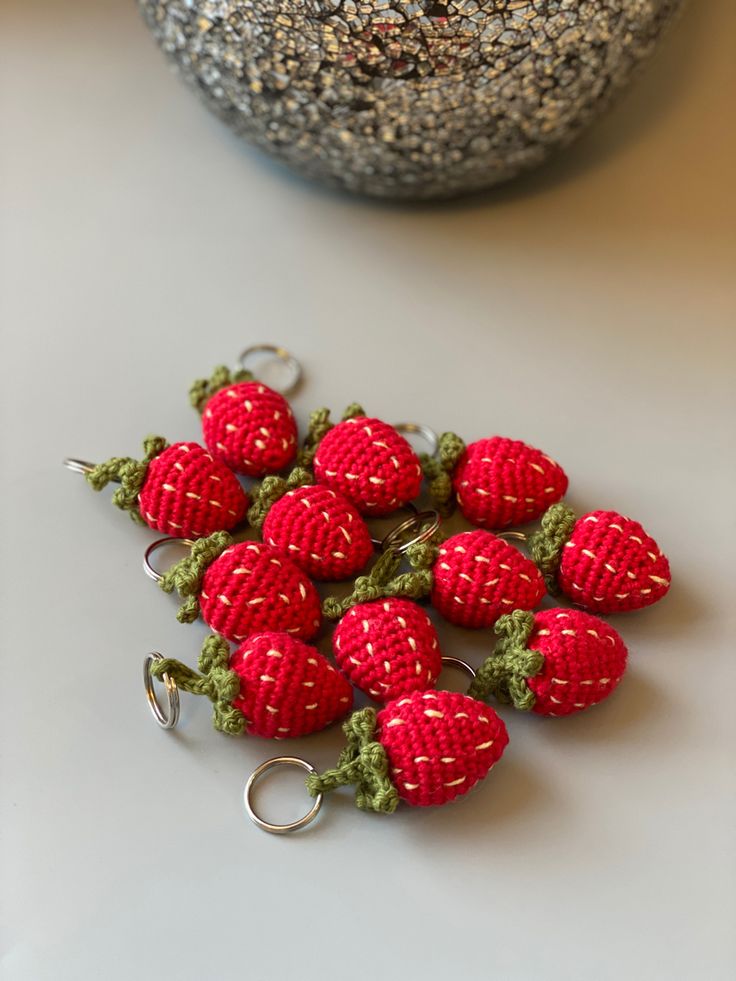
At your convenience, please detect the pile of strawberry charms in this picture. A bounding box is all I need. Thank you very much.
[65,346,671,834]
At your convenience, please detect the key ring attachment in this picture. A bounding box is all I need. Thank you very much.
[144,652,181,729]
[244,757,323,834]
[62,457,97,476]
[497,531,528,543]
[143,537,196,584]
[440,655,477,685]
[238,344,302,395]
[381,509,441,556]
[369,502,418,550]
[393,423,439,457]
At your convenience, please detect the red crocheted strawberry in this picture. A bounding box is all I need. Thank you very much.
[158,531,322,642]
[453,436,568,528]
[323,528,545,630]
[313,414,423,515]
[248,469,374,581]
[469,608,628,717]
[528,504,671,613]
[423,432,568,525]
[431,530,546,628]
[333,599,442,702]
[306,690,509,812]
[151,632,352,737]
[190,366,297,477]
[82,435,248,538]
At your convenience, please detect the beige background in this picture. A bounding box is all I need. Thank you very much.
[1,2,734,979]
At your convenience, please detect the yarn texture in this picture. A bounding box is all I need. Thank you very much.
[308,691,508,810]
[469,608,628,716]
[87,435,248,537]
[192,365,298,476]
[453,436,568,528]
[432,530,545,629]
[529,504,671,613]
[159,531,322,641]
[314,416,423,515]
[262,483,374,581]
[333,598,442,703]
[152,632,353,737]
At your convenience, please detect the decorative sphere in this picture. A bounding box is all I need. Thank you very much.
[139,0,681,199]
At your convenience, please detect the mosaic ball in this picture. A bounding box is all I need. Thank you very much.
[139,0,682,199]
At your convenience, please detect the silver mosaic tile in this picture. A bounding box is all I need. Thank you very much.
[139,0,682,198]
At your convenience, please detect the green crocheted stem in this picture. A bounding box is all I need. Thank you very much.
[527,502,577,593]
[85,435,169,523]
[189,364,253,415]
[305,707,399,814]
[158,530,233,623]
[296,403,367,468]
[151,634,246,734]
[468,610,544,711]
[322,539,438,620]
[247,467,314,530]
[421,431,467,516]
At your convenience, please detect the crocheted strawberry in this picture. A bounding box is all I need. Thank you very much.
[312,411,423,516]
[528,503,671,613]
[324,529,544,630]
[423,432,568,525]
[432,530,546,628]
[151,633,353,737]
[333,599,442,703]
[82,435,248,538]
[469,609,628,717]
[158,531,322,642]
[306,690,508,812]
[247,468,374,581]
[190,365,297,477]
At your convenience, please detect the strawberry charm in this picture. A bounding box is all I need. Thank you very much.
[148,633,353,737]
[67,435,248,538]
[324,527,545,630]
[527,503,671,613]
[333,599,442,703]
[155,531,322,642]
[297,691,508,815]
[247,467,374,581]
[190,365,298,477]
[423,431,568,526]
[468,609,628,717]
[303,404,423,515]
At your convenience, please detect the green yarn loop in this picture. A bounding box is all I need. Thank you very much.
[247,467,314,530]
[468,610,544,711]
[527,502,577,592]
[306,707,399,813]
[322,536,440,620]
[421,431,467,516]
[85,435,169,522]
[341,403,366,421]
[151,634,246,735]
[158,530,233,623]
[189,364,253,415]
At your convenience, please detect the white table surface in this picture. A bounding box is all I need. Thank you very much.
[1,2,734,979]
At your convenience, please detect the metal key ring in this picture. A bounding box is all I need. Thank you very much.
[497,531,528,544]
[144,652,181,729]
[143,537,195,584]
[369,502,418,549]
[238,344,302,395]
[381,509,441,556]
[393,423,439,457]
[440,655,477,684]
[244,757,323,834]
[62,457,97,476]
